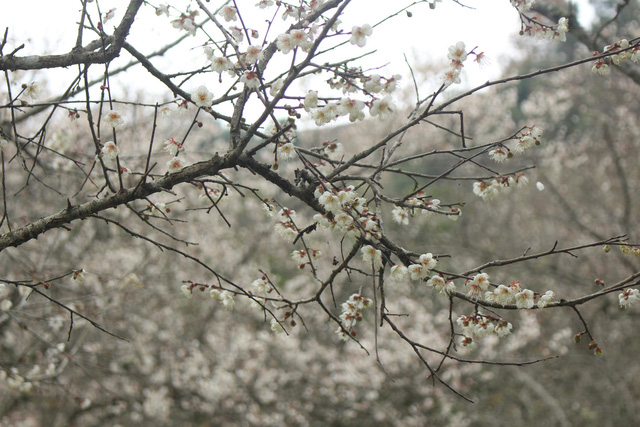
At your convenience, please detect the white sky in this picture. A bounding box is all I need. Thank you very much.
[0,1,595,106]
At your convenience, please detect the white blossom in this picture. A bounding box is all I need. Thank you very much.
[191,85,214,107]
[350,24,372,47]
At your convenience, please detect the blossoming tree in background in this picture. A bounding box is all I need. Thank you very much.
[1,0,640,423]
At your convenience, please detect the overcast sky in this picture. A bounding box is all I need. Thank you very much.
[0,1,595,106]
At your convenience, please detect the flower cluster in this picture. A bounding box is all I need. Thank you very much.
[510,0,537,12]
[336,294,373,341]
[537,290,555,308]
[405,253,438,281]
[426,274,456,295]
[480,279,550,309]
[274,207,300,242]
[592,39,640,75]
[291,248,322,269]
[472,173,529,200]
[465,273,490,298]
[441,42,468,86]
[614,241,640,256]
[514,125,543,153]
[303,71,400,126]
[391,194,442,225]
[210,287,235,311]
[314,185,381,240]
[171,10,198,36]
[457,313,513,339]
[307,95,368,126]
[531,18,569,42]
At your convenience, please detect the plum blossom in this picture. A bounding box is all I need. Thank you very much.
[23,81,43,101]
[369,96,395,121]
[619,289,639,308]
[270,318,284,334]
[336,293,373,340]
[252,277,271,294]
[240,70,261,89]
[364,75,384,93]
[219,6,237,22]
[495,321,513,337]
[103,110,124,128]
[489,147,508,162]
[100,141,120,160]
[491,284,515,306]
[210,54,233,73]
[592,60,610,75]
[256,0,274,8]
[392,206,409,225]
[290,29,312,50]
[155,4,170,16]
[390,264,408,282]
[339,98,365,122]
[166,156,185,173]
[466,273,490,298]
[515,289,535,309]
[511,0,536,12]
[243,45,264,64]
[229,26,244,42]
[181,284,193,299]
[276,33,294,54]
[304,90,318,111]
[442,68,461,86]
[163,137,183,157]
[418,253,438,270]
[426,274,445,289]
[350,24,372,47]
[447,41,467,67]
[323,141,344,159]
[219,291,235,311]
[361,245,383,269]
[312,105,339,126]
[408,263,429,281]
[277,142,297,160]
[103,8,116,24]
[537,290,555,308]
[318,191,341,212]
[172,13,197,36]
[556,17,569,42]
[191,85,214,107]
[269,78,284,96]
[72,269,85,284]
